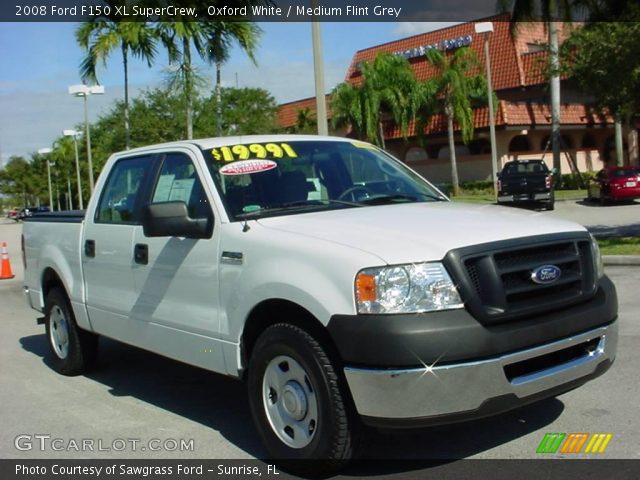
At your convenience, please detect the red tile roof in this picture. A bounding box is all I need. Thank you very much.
[383,101,613,140]
[277,95,331,129]
[276,18,603,136]
[345,14,541,91]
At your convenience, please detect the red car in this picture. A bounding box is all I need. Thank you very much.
[587,166,640,204]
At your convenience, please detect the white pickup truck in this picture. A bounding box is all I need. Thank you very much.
[23,135,617,469]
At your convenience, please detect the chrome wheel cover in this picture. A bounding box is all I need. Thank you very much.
[262,355,318,449]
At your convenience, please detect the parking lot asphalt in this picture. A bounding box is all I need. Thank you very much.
[0,201,638,464]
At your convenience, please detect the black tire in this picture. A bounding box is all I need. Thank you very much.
[44,287,98,376]
[247,323,357,473]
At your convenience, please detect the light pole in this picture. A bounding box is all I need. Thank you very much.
[475,22,498,201]
[37,148,53,211]
[68,84,104,194]
[63,129,84,210]
[311,0,328,136]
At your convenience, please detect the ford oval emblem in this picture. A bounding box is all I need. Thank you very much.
[531,265,562,285]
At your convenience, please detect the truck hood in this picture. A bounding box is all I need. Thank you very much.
[255,202,587,264]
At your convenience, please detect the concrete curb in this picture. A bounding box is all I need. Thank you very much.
[603,255,640,266]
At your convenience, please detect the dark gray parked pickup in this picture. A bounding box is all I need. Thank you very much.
[498,159,555,210]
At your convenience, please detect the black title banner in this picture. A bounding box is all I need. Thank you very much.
[2,459,640,480]
[3,0,554,22]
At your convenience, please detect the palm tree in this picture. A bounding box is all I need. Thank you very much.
[203,22,262,136]
[498,0,576,179]
[422,47,487,196]
[331,82,366,140]
[158,21,208,140]
[294,108,318,134]
[331,53,416,147]
[76,20,158,150]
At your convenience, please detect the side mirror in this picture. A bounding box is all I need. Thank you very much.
[142,201,212,239]
[551,167,559,175]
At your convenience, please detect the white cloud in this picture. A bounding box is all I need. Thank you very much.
[0,84,145,161]
[231,60,347,104]
[0,59,348,162]
[393,22,462,36]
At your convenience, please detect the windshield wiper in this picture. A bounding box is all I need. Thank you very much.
[235,199,363,220]
[279,199,364,208]
[359,192,447,205]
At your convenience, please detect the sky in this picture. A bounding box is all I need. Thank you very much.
[0,21,457,166]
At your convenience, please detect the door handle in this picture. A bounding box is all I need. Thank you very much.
[134,243,148,265]
[85,239,95,258]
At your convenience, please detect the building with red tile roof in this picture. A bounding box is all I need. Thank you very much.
[278,15,629,183]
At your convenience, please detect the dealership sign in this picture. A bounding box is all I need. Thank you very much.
[395,35,473,59]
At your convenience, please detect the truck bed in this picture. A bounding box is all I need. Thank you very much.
[23,212,89,330]
[25,210,86,223]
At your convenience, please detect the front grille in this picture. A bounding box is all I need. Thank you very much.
[445,234,597,324]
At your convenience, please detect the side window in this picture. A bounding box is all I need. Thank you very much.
[152,153,211,219]
[96,156,148,223]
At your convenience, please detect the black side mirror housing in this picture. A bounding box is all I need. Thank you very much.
[142,201,213,239]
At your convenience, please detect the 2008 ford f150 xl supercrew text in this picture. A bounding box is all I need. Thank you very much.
[23,135,617,470]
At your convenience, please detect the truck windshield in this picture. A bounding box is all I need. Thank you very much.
[202,140,446,220]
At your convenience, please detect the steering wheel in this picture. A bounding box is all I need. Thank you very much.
[338,185,374,202]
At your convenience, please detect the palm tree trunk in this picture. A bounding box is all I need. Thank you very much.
[122,43,131,150]
[615,114,624,166]
[378,118,386,149]
[447,110,460,196]
[549,18,562,183]
[216,61,222,136]
[627,118,639,166]
[183,37,193,140]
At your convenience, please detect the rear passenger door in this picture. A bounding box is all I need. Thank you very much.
[83,154,155,339]
[130,150,225,373]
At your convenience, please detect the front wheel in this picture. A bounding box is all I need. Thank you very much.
[247,323,357,472]
[44,287,98,376]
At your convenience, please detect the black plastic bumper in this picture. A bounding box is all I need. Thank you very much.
[327,275,618,368]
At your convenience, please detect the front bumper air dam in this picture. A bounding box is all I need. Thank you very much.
[328,276,617,367]
[344,322,617,427]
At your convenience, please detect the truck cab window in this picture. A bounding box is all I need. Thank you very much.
[96,156,148,223]
[152,153,211,219]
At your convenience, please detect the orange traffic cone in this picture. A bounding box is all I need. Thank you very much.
[1,242,15,280]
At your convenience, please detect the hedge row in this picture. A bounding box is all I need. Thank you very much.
[435,172,596,195]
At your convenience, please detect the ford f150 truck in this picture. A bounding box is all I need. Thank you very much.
[23,135,617,470]
[497,159,555,210]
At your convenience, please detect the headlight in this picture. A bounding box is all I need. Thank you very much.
[590,234,604,279]
[355,262,463,314]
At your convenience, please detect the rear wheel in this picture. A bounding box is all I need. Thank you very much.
[44,287,98,376]
[247,323,357,473]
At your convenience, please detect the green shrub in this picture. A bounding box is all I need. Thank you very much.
[556,171,595,190]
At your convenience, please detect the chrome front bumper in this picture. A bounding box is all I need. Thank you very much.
[344,322,617,421]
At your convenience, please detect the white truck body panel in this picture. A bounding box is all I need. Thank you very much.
[254,202,587,265]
